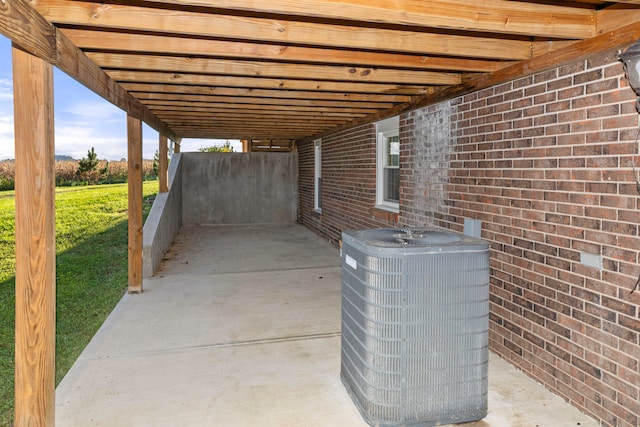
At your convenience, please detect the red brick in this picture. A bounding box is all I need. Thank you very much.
[586,78,619,94]
[603,115,638,129]
[574,69,603,84]
[298,53,640,427]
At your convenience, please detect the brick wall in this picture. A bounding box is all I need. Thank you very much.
[401,50,640,427]
[298,49,640,426]
[298,123,399,246]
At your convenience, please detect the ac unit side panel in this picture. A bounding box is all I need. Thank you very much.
[341,228,490,426]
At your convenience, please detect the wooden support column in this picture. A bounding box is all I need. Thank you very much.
[12,45,56,427]
[127,115,143,293]
[158,134,168,193]
[174,141,181,154]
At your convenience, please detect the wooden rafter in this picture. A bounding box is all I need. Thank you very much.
[6,0,640,144]
[87,52,463,86]
[75,0,598,39]
[34,0,535,60]
[62,28,508,73]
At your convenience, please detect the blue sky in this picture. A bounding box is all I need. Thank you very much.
[0,35,239,160]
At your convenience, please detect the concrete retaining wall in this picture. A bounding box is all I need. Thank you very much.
[142,153,183,277]
[143,152,298,277]
[181,152,298,225]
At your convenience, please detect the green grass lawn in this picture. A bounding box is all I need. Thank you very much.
[0,181,158,426]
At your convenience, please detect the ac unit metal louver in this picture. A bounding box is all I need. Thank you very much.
[341,227,490,426]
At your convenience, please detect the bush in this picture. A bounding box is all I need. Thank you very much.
[0,161,14,191]
[198,141,234,152]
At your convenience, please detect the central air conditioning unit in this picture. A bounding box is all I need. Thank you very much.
[340,227,490,427]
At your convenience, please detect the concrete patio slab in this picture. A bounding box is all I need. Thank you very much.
[55,224,599,427]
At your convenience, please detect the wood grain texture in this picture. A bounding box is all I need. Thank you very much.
[55,31,178,141]
[62,28,505,73]
[12,45,56,427]
[120,84,412,103]
[106,71,430,95]
[86,52,462,86]
[140,0,595,39]
[35,0,533,60]
[0,0,56,61]
[159,134,168,193]
[127,115,143,293]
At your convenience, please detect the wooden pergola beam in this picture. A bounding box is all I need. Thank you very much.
[301,18,640,143]
[120,84,413,103]
[159,134,168,193]
[143,0,595,39]
[142,100,379,114]
[63,28,506,73]
[0,0,179,142]
[55,32,178,142]
[12,44,56,427]
[107,70,431,95]
[131,93,396,109]
[36,0,534,60]
[127,115,143,293]
[88,52,462,86]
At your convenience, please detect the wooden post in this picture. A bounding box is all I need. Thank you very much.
[12,44,56,427]
[174,141,181,154]
[127,115,143,293]
[158,134,168,193]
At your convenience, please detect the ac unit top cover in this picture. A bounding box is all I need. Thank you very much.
[342,227,488,254]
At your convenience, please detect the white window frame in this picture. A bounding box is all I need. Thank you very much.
[376,116,400,212]
[314,139,322,213]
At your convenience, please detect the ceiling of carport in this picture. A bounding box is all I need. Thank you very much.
[23,0,640,142]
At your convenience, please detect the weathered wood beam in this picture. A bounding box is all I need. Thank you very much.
[140,0,595,39]
[159,113,347,125]
[62,28,506,73]
[164,119,345,128]
[35,0,534,60]
[55,32,178,141]
[107,71,430,95]
[302,19,640,142]
[0,0,179,141]
[596,4,640,34]
[158,134,168,193]
[172,125,329,133]
[127,115,143,294]
[120,83,413,103]
[410,19,640,112]
[178,130,325,139]
[599,0,640,3]
[151,108,366,119]
[130,92,396,109]
[141,100,379,114]
[12,45,56,427]
[88,52,462,86]
[0,0,56,60]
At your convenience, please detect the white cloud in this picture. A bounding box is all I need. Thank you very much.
[62,100,122,122]
[55,124,127,160]
[0,115,14,160]
[0,78,12,102]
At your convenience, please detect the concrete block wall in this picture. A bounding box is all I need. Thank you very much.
[298,49,640,426]
[182,152,298,225]
[142,153,183,277]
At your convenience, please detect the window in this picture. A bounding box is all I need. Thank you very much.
[314,139,322,212]
[376,116,400,211]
